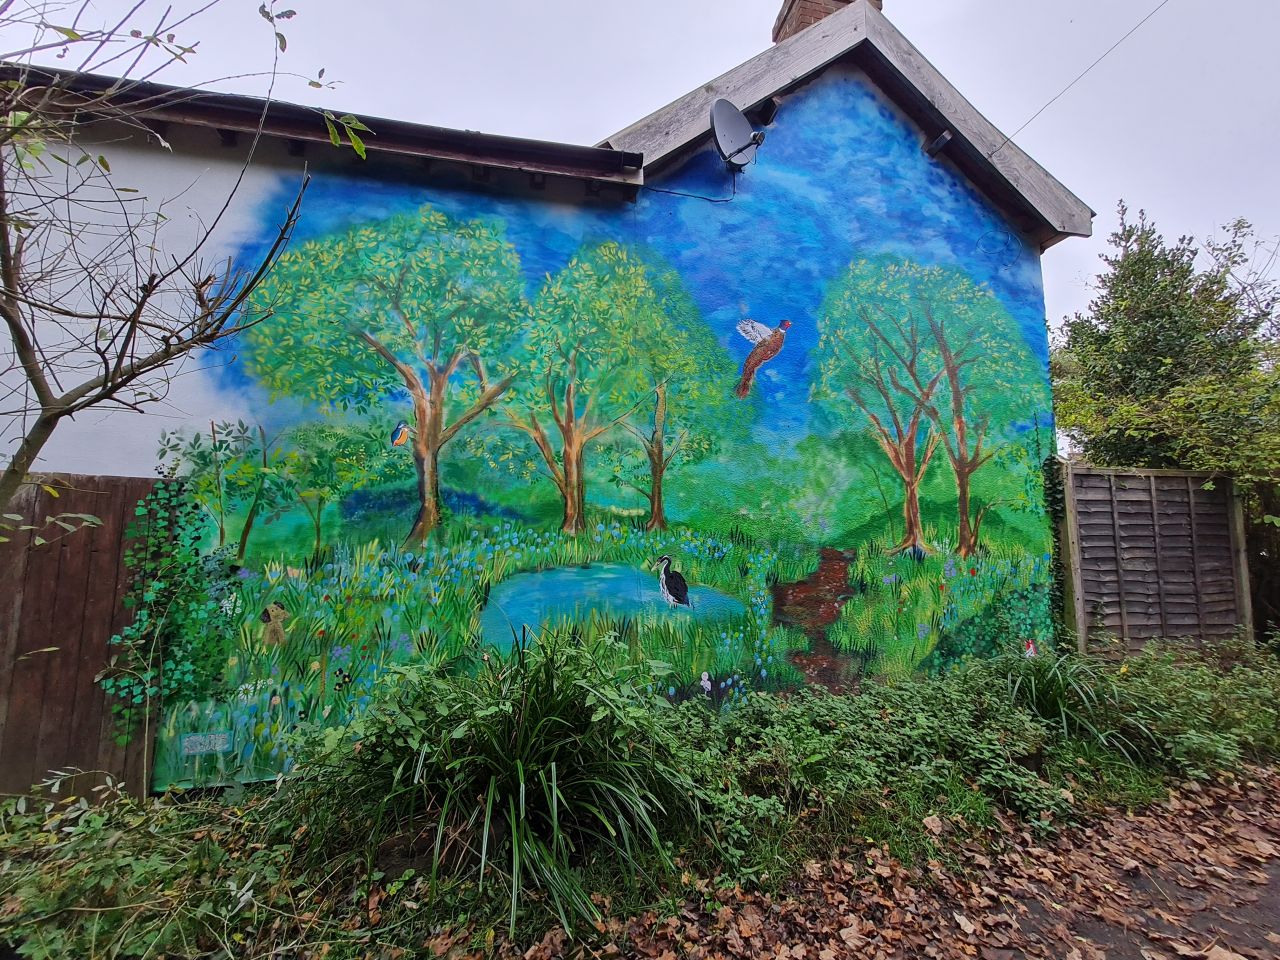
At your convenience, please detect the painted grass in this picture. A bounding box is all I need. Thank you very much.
[153,520,819,789]
[153,513,1053,789]
[829,528,1054,676]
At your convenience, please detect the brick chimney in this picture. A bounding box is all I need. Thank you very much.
[773,0,881,43]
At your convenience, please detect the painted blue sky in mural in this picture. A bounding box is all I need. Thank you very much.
[229,64,1048,437]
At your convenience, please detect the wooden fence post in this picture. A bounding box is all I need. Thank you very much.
[1058,458,1088,653]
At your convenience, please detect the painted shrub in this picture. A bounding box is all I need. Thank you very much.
[149,65,1058,789]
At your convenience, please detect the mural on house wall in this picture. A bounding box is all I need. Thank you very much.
[146,65,1057,789]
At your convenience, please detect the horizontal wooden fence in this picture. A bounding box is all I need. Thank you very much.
[1060,462,1253,652]
[0,474,155,797]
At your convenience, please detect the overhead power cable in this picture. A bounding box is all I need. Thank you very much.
[987,0,1175,160]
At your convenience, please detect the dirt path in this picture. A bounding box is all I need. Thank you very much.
[516,768,1280,959]
[773,548,866,691]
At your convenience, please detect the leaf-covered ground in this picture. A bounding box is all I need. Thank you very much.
[486,768,1280,960]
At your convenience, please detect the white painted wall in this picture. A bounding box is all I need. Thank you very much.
[3,125,307,477]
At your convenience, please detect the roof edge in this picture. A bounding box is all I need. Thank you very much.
[2,63,645,185]
[599,2,868,157]
[600,0,1093,247]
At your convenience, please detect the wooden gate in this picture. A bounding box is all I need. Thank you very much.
[0,474,155,797]
[1060,462,1253,652]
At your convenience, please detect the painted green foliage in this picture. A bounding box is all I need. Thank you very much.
[149,207,1057,791]
[245,206,526,542]
[607,259,738,531]
[488,242,738,534]
[815,258,1050,558]
[159,421,294,563]
[280,422,390,559]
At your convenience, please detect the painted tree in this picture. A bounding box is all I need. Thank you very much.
[243,206,526,542]
[281,422,388,559]
[817,258,1046,557]
[609,262,737,530]
[815,259,944,556]
[496,243,661,534]
[158,420,293,562]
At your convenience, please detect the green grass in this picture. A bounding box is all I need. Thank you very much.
[10,642,1280,958]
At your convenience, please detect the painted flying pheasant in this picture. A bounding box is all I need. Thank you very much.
[734,319,791,399]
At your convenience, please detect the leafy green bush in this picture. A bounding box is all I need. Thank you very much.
[971,642,1280,780]
[1111,641,1280,778]
[661,671,1069,877]
[278,633,702,935]
[964,649,1152,760]
[0,778,253,960]
[8,636,1280,958]
[99,481,237,741]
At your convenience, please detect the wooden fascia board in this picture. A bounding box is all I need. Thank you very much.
[1,63,645,187]
[139,100,646,186]
[601,0,1093,245]
[861,3,1093,241]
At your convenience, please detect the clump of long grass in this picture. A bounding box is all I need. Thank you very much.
[964,648,1154,761]
[277,630,704,935]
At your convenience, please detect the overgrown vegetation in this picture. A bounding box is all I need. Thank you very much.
[1053,205,1280,632]
[6,638,1280,958]
[98,481,238,742]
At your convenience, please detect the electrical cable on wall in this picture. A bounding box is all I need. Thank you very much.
[641,170,739,204]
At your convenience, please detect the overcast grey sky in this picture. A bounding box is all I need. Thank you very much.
[46,0,1280,329]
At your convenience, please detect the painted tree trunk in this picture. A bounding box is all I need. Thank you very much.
[897,477,927,557]
[235,427,271,563]
[873,427,935,558]
[955,467,977,558]
[644,383,668,531]
[308,497,327,560]
[646,457,667,531]
[209,420,227,548]
[407,446,443,544]
[561,439,585,534]
[236,487,263,563]
[407,386,443,544]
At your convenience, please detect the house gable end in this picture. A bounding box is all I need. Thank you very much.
[601,0,1093,250]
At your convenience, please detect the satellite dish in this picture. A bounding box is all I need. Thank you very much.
[711,99,764,169]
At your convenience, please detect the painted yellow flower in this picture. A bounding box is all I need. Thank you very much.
[310,660,321,672]
[227,657,238,668]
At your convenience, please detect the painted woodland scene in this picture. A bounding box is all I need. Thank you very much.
[138,70,1060,788]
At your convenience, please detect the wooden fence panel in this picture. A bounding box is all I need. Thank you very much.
[1061,463,1253,652]
[0,474,155,797]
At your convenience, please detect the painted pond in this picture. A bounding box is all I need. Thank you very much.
[479,563,746,649]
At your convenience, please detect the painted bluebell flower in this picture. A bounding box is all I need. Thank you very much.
[917,623,929,640]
